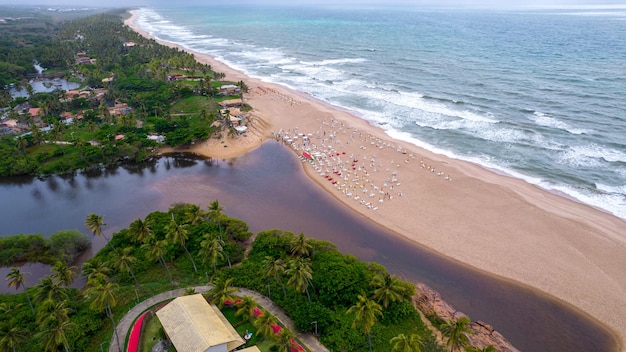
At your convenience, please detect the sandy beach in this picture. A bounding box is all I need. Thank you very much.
[125,10,626,351]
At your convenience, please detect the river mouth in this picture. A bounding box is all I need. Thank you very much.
[0,140,618,352]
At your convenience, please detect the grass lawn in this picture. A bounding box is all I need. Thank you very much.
[139,313,174,352]
[170,96,212,114]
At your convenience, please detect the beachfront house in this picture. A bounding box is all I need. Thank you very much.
[218,99,244,109]
[156,294,251,352]
[218,84,240,96]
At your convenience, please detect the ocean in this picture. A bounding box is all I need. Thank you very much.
[134,5,626,220]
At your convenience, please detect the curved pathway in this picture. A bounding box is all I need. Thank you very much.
[110,286,329,352]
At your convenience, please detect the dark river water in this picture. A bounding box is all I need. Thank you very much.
[0,140,617,352]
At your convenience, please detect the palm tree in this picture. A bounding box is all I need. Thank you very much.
[165,216,197,272]
[0,318,27,352]
[440,316,472,352]
[235,295,258,323]
[206,277,238,309]
[5,268,35,315]
[35,299,74,352]
[31,125,45,146]
[25,82,34,99]
[185,204,205,225]
[81,260,111,286]
[286,257,313,302]
[253,312,279,341]
[87,281,121,352]
[199,236,224,273]
[84,213,117,253]
[51,261,76,287]
[290,233,312,257]
[370,273,412,308]
[207,200,224,239]
[141,239,173,286]
[272,328,296,352]
[113,247,139,287]
[263,256,286,296]
[390,333,423,352]
[32,276,69,306]
[347,293,383,352]
[51,261,77,309]
[15,136,28,155]
[128,218,153,244]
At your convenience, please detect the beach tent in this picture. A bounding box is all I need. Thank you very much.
[234,126,248,134]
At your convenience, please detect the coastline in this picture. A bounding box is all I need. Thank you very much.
[125,9,626,351]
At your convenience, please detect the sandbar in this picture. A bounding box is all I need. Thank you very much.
[125,10,626,351]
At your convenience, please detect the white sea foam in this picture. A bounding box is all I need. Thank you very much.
[532,111,588,135]
[565,144,626,164]
[300,58,368,66]
[596,183,626,195]
[546,183,626,219]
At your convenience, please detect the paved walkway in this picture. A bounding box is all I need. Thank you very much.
[110,285,329,352]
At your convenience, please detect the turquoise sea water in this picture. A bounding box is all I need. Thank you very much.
[135,5,626,220]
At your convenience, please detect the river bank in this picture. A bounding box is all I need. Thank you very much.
[125,9,626,351]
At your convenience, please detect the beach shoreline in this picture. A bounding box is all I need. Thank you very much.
[125,9,626,351]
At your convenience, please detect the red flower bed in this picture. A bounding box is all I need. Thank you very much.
[223,298,243,306]
[253,307,263,317]
[127,311,148,352]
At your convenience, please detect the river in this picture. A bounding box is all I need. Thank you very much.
[0,140,616,352]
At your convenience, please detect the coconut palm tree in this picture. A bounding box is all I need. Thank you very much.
[440,316,473,352]
[128,218,153,244]
[390,333,423,352]
[84,213,117,253]
[0,317,27,352]
[185,204,205,225]
[286,257,313,302]
[86,280,121,352]
[370,273,412,308]
[290,233,312,257]
[35,299,74,352]
[206,277,238,309]
[263,256,286,296]
[165,216,197,272]
[15,136,28,155]
[5,268,34,315]
[207,200,224,240]
[32,276,69,306]
[235,295,259,324]
[51,261,77,309]
[51,261,76,288]
[347,293,383,352]
[253,312,279,341]
[199,236,224,273]
[81,260,111,286]
[272,328,296,352]
[141,239,173,286]
[113,247,139,287]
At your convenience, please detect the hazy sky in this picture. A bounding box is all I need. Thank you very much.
[1,0,625,9]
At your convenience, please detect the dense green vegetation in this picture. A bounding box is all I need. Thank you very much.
[1,203,450,352]
[0,9,242,177]
[0,230,89,266]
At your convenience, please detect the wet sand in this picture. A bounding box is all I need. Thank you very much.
[126,10,626,351]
